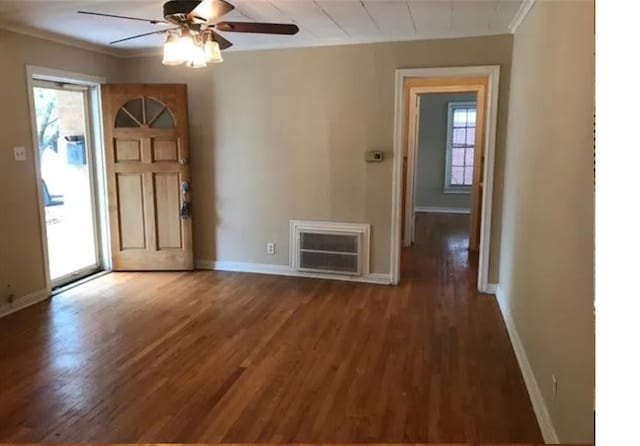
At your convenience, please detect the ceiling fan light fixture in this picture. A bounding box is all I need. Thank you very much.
[204,39,223,64]
[186,45,208,68]
[177,29,195,55]
[78,1,300,68]
[162,33,184,65]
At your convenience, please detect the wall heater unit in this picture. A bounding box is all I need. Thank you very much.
[290,220,370,276]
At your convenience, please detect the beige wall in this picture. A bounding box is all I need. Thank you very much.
[121,35,512,277]
[0,30,121,310]
[0,31,512,312]
[498,0,594,443]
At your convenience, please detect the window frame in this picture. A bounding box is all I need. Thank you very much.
[444,101,477,194]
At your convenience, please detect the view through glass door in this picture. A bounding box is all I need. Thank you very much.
[33,80,101,287]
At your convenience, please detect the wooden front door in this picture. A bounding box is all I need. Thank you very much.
[102,84,193,270]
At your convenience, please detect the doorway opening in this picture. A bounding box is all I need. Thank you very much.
[413,93,478,224]
[27,66,110,292]
[391,67,500,292]
[33,80,100,286]
[410,92,478,270]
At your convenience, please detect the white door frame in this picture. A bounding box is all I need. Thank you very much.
[390,66,500,292]
[26,65,110,293]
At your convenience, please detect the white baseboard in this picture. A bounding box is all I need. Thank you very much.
[0,288,50,318]
[415,206,471,215]
[485,283,498,295]
[496,286,559,444]
[196,260,392,285]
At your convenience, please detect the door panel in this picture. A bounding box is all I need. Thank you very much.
[115,140,141,162]
[117,174,146,249]
[154,173,182,249]
[102,84,193,270]
[153,139,178,161]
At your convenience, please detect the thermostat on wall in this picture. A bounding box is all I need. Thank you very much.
[365,151,384,162]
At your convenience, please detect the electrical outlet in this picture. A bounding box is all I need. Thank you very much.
[14,146,26,161]
[552,374,558,400]
[267,242,275,255]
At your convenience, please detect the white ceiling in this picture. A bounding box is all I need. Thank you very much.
[0,0,526,55]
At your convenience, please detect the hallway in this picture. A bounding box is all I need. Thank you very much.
[0,213,542,443]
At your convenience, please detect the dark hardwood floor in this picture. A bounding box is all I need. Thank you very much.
[0,213,542,443]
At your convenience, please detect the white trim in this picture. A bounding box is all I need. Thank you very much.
[496,286,559,444]
[0,22,125,57]
[391,70,403,284]
[508,0,537,33]
[409,94,422,244]
[0,289,50,318]
[1,21,512,59]
[392,66,500,292]
[415,206,470,215]
[195,260,391,285]
[120,31,513,57]
[485,283,498,295]
[442,189,472,195]
[26,65,106,88]
[88,75,112,273]
[25,65,109,293]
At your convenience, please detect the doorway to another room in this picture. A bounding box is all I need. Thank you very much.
[411,92,478,276]
[392,67,500,292]
[414,92,478,233]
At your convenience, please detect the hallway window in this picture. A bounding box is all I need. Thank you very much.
[445,101,477,193]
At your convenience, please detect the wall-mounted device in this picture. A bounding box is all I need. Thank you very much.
[13,146,26,161]
[365,151,384,162]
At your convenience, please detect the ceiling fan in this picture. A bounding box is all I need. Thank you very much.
[77,0,300,67]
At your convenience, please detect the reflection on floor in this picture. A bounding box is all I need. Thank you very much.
[403,212,477,286]
[0,213,542,443]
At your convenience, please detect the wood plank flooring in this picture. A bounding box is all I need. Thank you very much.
[0,214,542,443]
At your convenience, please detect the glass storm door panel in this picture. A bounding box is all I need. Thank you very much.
[33,82,101,286]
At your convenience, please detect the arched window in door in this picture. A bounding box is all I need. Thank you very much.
[115,97,175,129]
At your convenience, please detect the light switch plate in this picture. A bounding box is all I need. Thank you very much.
[14,147,26,161]
[365,150,384,162]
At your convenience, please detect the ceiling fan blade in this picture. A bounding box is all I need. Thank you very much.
[78,11,168,25]
[190,0,235,22]
[215,21,300,35]
[109,27,180,45]
[211,30,233,50]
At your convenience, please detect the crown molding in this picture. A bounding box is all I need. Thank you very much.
[0,21,127,57]
[508,0,537,33]
[118,47,164,58]
[118,32,512,59]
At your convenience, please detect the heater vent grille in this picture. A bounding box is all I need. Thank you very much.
[290,221,370,276]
